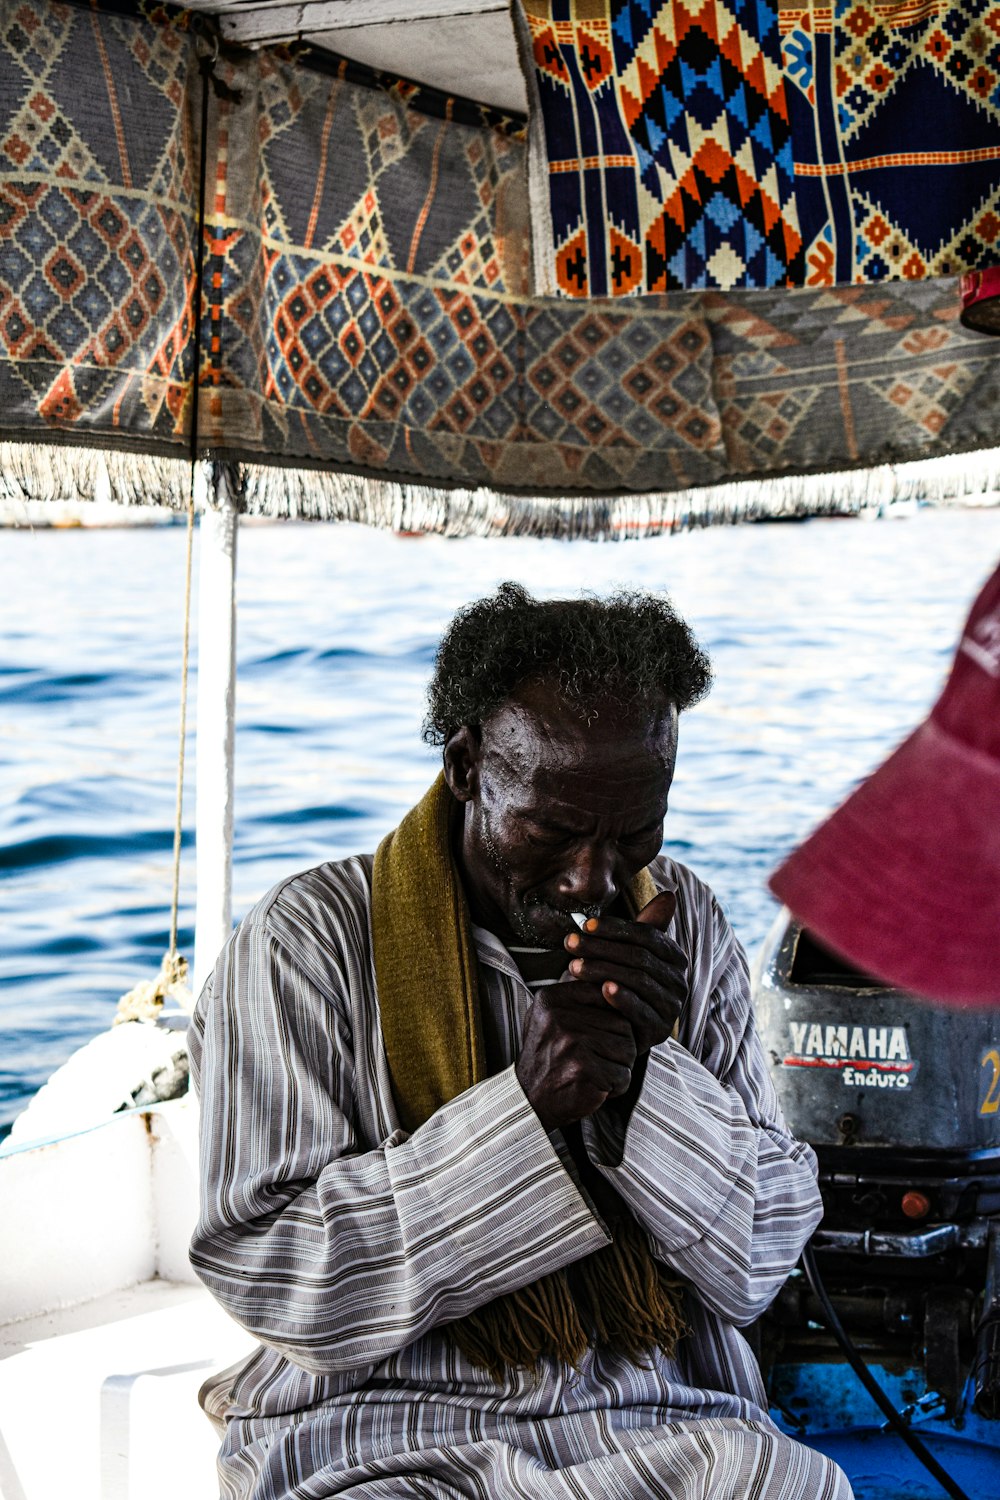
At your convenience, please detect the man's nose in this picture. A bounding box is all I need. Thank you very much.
[558,844,617,909]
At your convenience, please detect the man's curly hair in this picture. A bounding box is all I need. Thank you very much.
[423,583,712,745]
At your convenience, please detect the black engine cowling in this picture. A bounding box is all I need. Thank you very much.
[753,913,1000,1421]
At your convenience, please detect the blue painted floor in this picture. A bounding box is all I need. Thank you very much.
[771,1362,1000,1499]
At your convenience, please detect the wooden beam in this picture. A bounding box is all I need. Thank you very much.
[216,0,507,46]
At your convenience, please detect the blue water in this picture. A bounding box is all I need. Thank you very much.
[2,506,999,1136]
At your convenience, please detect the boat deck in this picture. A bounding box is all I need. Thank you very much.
[0,1277,252,1500]
[0,1098,254,1500]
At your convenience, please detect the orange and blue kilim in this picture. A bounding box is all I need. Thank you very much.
[782,0,1000,284]
[521,0,1000,292]
[522,0,803,293]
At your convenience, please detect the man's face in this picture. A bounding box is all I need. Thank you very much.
[444,682,677,946]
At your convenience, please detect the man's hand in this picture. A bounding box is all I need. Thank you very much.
[515,980,638,1132]
[562,890,687,1056]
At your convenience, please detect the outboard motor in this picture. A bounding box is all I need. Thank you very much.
[753,912,1000,1479]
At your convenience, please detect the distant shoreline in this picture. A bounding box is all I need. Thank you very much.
[0,499,185,529]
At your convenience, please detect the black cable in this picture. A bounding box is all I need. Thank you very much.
[800,1242,972,1500]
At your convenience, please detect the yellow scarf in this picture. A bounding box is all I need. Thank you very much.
[372,775,686,1378]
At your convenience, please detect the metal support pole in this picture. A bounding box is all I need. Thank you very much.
[194,463,239,992]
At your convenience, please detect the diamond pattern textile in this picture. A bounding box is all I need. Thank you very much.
[1,0,1000,516]
[0,0,200,451]
[519,0,1000,294]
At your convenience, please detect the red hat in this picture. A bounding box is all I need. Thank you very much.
[769,561,1000,1007]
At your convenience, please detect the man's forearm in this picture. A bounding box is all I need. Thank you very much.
[192,1065,610,1375]
[582,1041,822,1326]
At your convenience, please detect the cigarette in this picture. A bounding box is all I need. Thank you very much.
[570,912,588,929]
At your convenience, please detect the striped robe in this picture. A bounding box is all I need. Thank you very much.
[189,853,852,1500]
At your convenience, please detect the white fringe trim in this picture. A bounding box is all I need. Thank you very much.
[237,452,1000,538]
[0,442,195,510]
[2,441,999,538]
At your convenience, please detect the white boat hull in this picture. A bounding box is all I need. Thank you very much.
[0,1100,253,1500]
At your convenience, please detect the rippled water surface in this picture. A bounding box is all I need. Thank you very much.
[2,506,999,1133]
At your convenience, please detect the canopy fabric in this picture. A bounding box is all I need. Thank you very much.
[518,0,1000,296]
[0,0,199,458]
[2,0,1000,535]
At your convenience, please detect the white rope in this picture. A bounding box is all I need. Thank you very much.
[115,44,214,1026]
[114,483,197,1023]
[114,951,191,1024]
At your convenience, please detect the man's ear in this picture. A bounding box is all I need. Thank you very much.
[443,725,481,803]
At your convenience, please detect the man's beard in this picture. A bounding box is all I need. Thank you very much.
[479,809,599,945]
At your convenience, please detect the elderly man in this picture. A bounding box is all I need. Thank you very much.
[190,585,851,1500]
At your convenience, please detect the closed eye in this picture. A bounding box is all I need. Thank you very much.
[622,821,663,845]
[526,828,574,848]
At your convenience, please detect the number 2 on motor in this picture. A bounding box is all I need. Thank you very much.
[981,1049,1000,1115]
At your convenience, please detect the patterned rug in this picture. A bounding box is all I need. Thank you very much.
[518,0,1000,295]
[1,0,1000,529]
